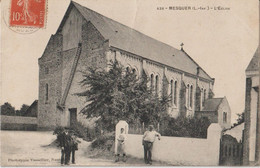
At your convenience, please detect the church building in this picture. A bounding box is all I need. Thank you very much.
[38,1,227,129]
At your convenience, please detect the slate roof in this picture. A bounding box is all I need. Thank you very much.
[201,98,224,112]
[58,1,213,81]
[246,47,259,72]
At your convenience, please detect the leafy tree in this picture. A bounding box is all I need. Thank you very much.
[232,112,244,128]
[0,102,16,116]
[160,116,211,138]
[76,60,169,132]
[18,104,30,116]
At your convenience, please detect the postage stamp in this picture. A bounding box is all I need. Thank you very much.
[9,0,46,28]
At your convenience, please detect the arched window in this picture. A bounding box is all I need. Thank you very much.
[45,84,49,103]
[190,85,193,108]
[170,80,173,105]
[150,74,154,90]
[203,89,206,106]
[187,84,190,107]
[223,112,227,123]
[174,81,177,106]
[155,75,159,95]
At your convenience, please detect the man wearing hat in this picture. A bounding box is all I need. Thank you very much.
[142,125,161,165]
[60,128,73,165]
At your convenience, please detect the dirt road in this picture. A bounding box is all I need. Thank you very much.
[0,130,170,166]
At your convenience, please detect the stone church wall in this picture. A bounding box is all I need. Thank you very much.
[38,34,63,129]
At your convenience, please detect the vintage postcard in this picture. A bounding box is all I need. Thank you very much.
[1,0,259,166]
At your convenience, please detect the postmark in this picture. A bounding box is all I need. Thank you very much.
[9,0,47,28]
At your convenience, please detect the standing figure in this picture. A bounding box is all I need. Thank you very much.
[60,129,73,165]
[17,0,38,24]
[142,125,161,165]
[71,132,80,164]
[115,128,127,162]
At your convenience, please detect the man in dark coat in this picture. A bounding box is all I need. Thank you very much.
[60,129,73,165]
[70,131,80,164]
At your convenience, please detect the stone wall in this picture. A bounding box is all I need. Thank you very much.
[119,123,222,166]
[38,33,63,129]
[1,115,37,131]
[62,20,109,127]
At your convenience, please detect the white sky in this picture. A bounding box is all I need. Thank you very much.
[1,0,259,124]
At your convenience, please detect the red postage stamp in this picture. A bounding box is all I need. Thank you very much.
[9,0,46,28]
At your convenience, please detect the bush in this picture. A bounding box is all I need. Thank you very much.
[53,122,100,142]
[91,132,115,151]
[160,116,211,138]
[70,121,100,141]
[53,126,65,136]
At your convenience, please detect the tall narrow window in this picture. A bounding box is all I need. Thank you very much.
[155,75,159,95]
[45,67,49,74]
[190,85,193,108]
[170,80,173,105]
[203,89,206,106]
[45,84,49,103]
[174,81,177,106]
[223,112,227,123]
[187,84,190,107]
[150,74,154,90]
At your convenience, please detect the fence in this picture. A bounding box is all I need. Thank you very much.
[116,121,222,166]
[1,115,37,131]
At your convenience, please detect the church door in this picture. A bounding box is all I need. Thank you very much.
[69,108,77,127]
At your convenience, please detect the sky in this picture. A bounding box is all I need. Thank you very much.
[1,0,259,124]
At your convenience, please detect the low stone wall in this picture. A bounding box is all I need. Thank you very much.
[117,122,222,166]
[1,115,37,131]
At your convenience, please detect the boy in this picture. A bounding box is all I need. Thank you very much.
[115,128,127,162]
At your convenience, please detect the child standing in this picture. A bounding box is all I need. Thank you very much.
[115,128,127,162]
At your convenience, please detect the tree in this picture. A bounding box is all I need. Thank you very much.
[76,60,169,131]
[232,112,244,128]
[18,104,30,116]
[0,102,16,116]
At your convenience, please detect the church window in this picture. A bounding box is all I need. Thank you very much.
[155,75,159,96]
[150,74,154,90]
[174,81,177,106]
[223,112,227,123]
[186,84,190,107]
[45,84,49,103]
[45,67,49,74]
[190,85,193,108]
[202,89,206,107]
[170,80,173,105]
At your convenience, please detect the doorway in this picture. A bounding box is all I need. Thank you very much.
[69,108,77,127]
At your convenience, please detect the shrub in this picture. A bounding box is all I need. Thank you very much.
[91,132,115,151]
[70,121,100,141]
[160,116,211,138]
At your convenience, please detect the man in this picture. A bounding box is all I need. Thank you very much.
[60,129,73,165]
[142,125,161,165]
[71,131,80,164]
